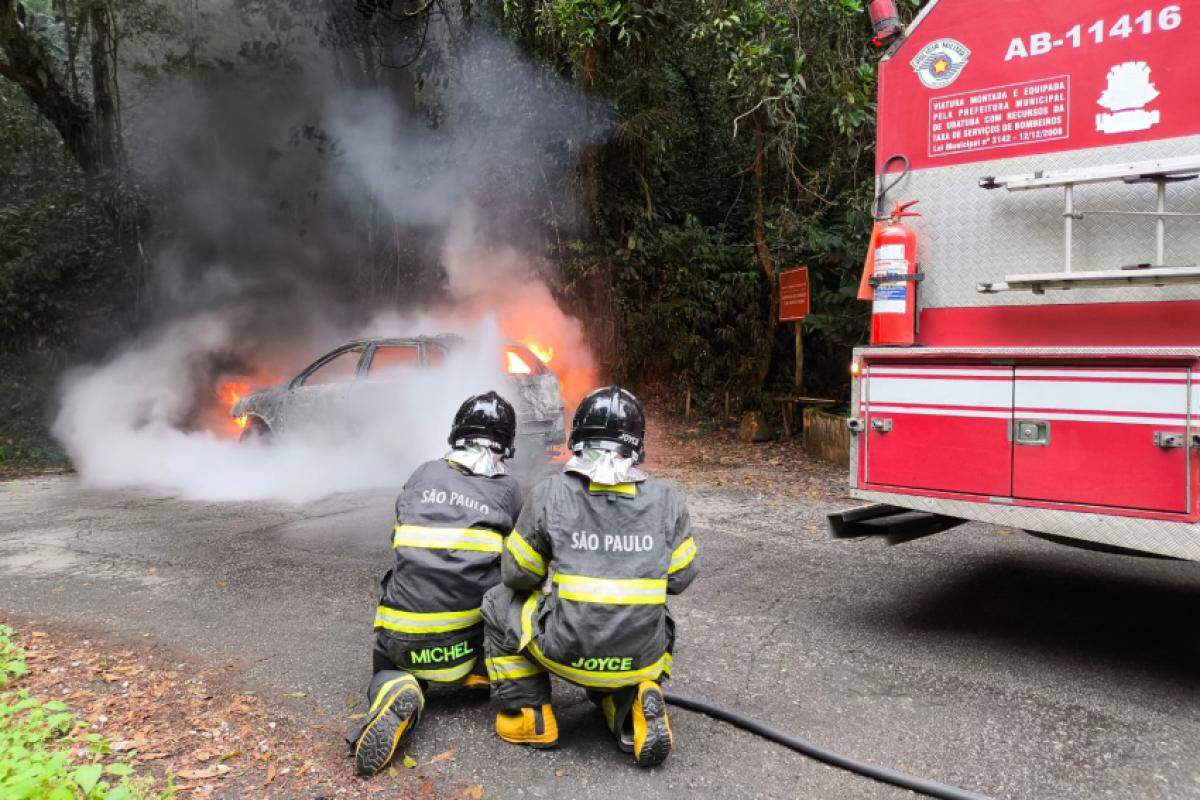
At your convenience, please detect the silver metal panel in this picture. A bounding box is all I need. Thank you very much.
[884,135,1200,309]
[851,488,1200,561]
[985,155,1200,190]
[980,266,1200,294]
[849,367,862,489]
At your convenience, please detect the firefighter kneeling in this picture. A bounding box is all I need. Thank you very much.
[347,392,523,776]
[481,387,699,767]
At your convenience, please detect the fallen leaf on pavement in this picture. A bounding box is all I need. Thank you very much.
[264,763,277,786]
[403,754,418,769]
[428,749,455,764]
[464,786,485,799]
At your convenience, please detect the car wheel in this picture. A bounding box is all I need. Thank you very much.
[239,417,273,444]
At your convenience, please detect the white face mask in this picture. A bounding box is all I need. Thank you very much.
[564,447,647,486]
[446,442,508,477]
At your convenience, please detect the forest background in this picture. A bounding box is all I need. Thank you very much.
[0,0,919,465]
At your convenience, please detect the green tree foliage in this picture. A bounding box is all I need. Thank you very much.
[0,0,923,465]
[0,83,120,352]
[503,0,920,402]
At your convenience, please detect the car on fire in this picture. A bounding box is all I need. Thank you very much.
[230,335,566,454]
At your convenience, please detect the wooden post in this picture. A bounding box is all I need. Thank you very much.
[794,322,804,391]
[724,390,731,419]
[685,389,692,418]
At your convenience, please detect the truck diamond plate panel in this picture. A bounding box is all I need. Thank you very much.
[882,136,1200,310]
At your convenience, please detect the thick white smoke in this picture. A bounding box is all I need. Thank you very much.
[54,314,512,502]
[51,12,603,502]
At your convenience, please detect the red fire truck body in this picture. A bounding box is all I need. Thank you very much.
[840,0,1200,559]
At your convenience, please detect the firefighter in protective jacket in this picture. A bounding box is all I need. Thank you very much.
[348,391,524,777]
[481,386,699,767]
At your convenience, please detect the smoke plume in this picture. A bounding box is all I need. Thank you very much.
[53,7,600,501]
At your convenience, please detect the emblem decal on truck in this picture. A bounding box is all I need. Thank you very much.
[910,39,971,89]
[1095,61,1161,134]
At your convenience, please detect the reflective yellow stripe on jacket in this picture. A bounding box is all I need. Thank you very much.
[588,481,637,496]
[553,573,667,605]
[517,594,671,688]
[668,536,698,574]
[392,524,503,553]
[506,530,546,577]
[374,605,482,634]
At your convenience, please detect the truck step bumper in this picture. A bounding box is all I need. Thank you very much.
[827,504,967,546]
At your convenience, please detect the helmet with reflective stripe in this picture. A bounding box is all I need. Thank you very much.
[568,386,646,463]
[448,391,517,458]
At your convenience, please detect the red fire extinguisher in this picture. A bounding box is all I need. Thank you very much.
[870,200,921,347]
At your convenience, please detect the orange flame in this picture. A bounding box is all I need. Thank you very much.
[220,380,250,432]
[526,341,554,365]
[492,285,597,408]
[505,350,533,375]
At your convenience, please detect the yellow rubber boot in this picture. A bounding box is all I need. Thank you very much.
[631,681,672,768]
[495,704,559,749]
[459,673,491,691]
[354,674,424,777]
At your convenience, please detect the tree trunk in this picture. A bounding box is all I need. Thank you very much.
[89,1,122,175]
[577,45,603,234]
[0,0,102,175]
[752,112,778,386]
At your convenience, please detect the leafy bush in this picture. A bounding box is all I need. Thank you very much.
[0,625,172,800]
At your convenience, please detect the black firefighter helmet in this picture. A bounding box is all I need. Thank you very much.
[568,386,646,463]
[448,391,517,458]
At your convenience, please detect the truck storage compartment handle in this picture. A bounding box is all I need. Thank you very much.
[1012,420,1050,446]
[1154,432,1186,449]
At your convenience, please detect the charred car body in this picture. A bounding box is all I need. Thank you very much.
[231,335,566,455]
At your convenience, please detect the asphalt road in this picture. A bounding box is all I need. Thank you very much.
[3,472,1200,799]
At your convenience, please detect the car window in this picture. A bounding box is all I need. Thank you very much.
[302,349,362,386]
[367,346,419,380]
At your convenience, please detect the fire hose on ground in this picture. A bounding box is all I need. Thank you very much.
[663,692,996,800]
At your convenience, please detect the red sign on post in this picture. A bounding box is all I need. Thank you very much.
[779,267,811,322]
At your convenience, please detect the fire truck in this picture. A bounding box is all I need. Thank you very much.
[828,0,1200,560]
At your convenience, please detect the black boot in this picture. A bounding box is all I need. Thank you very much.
[350,671,424,777]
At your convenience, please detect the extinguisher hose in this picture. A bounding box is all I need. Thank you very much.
[663,691,995,800]
[873,153,911,220]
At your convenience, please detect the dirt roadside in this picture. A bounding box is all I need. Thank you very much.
[645,415,848,502]
[1,616,478,799]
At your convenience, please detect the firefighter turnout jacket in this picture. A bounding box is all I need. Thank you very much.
[485,471,698,697]
[375,458,523,682]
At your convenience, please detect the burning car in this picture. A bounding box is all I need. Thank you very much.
[229,335,566,454]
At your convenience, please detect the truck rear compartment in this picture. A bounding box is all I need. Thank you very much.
[859,358,1196,517]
